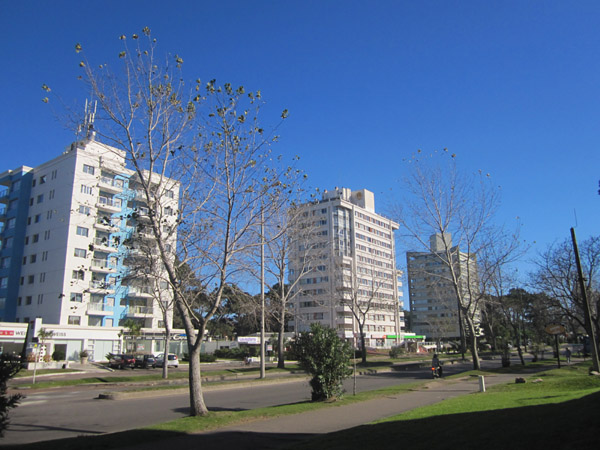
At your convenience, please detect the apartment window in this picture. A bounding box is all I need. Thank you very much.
[40,175,47,184]
[164,206,174,216]
[51,169,57,180]
[49,189,55,200]
[70,292,83,302]
[39,272,46,283]
[76,226,89,237]
[27,217,32,225]
[78,205,91,215]
[11,180,21,192]
[68,316,81,325]
[74,248,87,258]
[26,296,32,305]
[24,236,29,245]
[81,185,93,195]
[22,257,27,265]
[27,275,34,284]
[165,189,174,199]
[44,230,51,240]
[32,234,39,243]
[35,214,41,223]
[83,164,95,175]
[3,237,13,249]
[47,210,53,220]
[32,179,36,187]
[41,251,48,262]
[37,194,44,204]
[17,297,22,306]
[0,257,10,269]
[0,277,7,289]
[72,270,85,281]
[20,277,24,285]
[30,254,37,264]
[8,199,18,211]
[6,218,16,229]
[37,294,44,304]
[29,198,33,206]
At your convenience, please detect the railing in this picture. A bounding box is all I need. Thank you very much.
[98,196,122,209]
[127,286,153,296]
[88,303,114,313]
[91,259,114,269]
[93,237,118,248]
[128,305,154,315]
[99,176,124,189]
[89,280,115,290]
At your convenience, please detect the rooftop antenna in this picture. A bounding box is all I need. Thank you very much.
[77,99,97,142]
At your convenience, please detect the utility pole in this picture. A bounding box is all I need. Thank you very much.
[570,228,600,372]
[260,207,266,379]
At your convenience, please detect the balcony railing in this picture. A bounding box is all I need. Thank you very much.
[89,280,115,290]
[99,177,124,189]
[93,237,118,248]
[127,305,154,316]
[88,303,114,314]
[98,196,122,209]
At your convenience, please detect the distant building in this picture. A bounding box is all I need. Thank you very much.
[406,233,480,341]
[0,135,178,360]
[288,187,405,349]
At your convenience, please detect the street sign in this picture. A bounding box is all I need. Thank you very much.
[545,323,566,335]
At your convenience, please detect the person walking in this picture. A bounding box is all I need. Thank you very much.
[565,347,572,364]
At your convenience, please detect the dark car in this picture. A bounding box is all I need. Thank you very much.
[134,354,156,369]
[108,354,135,369]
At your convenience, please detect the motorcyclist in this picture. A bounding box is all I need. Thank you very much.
[432,353,442,377]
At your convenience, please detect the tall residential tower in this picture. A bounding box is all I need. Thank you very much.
[289,188,404,349]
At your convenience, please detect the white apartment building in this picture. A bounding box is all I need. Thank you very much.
[406,233,480,341]
[288,188,405,349]
[0,136,179,360]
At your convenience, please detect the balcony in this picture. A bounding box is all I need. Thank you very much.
[0,192,9,204]
[87,302,114,316]
[93,237,118,252]
[89,280,115,292]
[126,305,155,317]
[127,286,153,297]
[96,196,122,213]
[90,258,117,273]
[98,176,124,193]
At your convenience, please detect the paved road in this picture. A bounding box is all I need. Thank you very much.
[2,360,474,446]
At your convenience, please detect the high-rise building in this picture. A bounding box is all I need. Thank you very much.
[288,187,404,349]
[0,137,178,331]
[406,233,479,340]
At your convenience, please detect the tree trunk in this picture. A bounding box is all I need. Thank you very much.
[359,327,367,364]
[162,329,170,379]
[187,344,208,416]
[277,308,285,369]
[464,314,480,370]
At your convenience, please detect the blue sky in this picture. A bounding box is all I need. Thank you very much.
[1,1,598,284]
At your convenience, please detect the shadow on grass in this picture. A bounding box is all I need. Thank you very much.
[287,390,600,450]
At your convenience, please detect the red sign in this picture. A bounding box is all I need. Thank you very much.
[0,330,15,336]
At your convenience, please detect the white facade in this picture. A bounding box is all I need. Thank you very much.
[406,233,480,340]
[0,138,178,335]
[289,188,405,349]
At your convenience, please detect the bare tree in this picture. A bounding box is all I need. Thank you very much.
[531,236,600,356]
[70,29,298,416]
[395,151,523,370]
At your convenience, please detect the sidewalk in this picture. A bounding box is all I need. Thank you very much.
[124,371,519,450]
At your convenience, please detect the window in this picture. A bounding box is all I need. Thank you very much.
[0,277,7,289]
[3,237,13,249]
[72,270,85,281]
[27,217,32,225]
[165,190,174,199]
[20,277,24,285]
[44,230,51,240]
[27,275,34,284]
[39,272,46,283]
[32,234,39,243]
[81,185,93,195]
[37,194,44,204]
[74,248,87,258]
[24,236,29,245]
[37,294,44,304]
[17,297,22,306]
[78,205,91,215]
[83,164,95,175]
[51,169,57,180]
[29,198,33,206]
[49,189,55,200]
[0,257,10,269]
[40,175,47,184]
[47,210,53,220]
[76,226,89,237]
[35,214,41,223]
[6,218,15,229]
[22,257,26,265]
[8,199,18,211]
[23,317,30,324]
[11,180,21,192]
[68,316,81,325]
[26,296,32,305]
[32,179,36,187]
[70,292,83,302]
[41,251,48,262]
[30,254,37,264]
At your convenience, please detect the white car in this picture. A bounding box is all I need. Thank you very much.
[153,353,179,368]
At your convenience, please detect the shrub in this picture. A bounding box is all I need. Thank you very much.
[389,346,406,358]
[200,353,217,362]
[0,354,23,436]
[293,323,353,401]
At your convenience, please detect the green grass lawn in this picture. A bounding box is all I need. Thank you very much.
[289,363,600,450]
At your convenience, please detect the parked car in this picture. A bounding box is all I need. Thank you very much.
[134,354,156,369]
[108,354,135,369]
[153,353,179,368]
